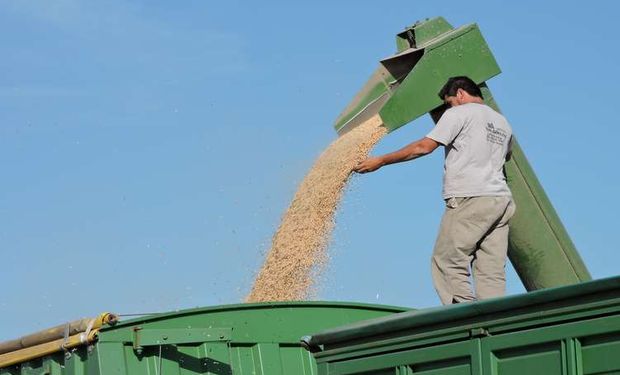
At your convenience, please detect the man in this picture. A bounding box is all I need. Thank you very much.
[354,76,515,304]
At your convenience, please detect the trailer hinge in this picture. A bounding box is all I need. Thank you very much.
[132,327,232,353]
[469,328,490,338]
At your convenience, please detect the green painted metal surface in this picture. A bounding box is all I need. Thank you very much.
[334,18,501,134]
[480,86,591,289]
[379,24,500,131]
[306,276,620,375]
[0,302,406,375]
[334,17,590,290]
[334,68,394,135]
[395,18,454,52]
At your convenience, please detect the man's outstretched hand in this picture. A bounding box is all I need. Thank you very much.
[353,137,438,174]
[354,156,384,174]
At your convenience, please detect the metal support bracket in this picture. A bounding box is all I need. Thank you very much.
[469,328,490,338]
[132,327,232,353]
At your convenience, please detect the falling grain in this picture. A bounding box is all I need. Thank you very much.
[246,115,386,302]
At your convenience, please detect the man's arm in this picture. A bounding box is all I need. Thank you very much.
[353,137,440,174]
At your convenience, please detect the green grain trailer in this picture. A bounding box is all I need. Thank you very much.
[0,302,406,375]
[304,276,620,375]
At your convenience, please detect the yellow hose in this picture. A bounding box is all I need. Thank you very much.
[0,313,117,369]
[0,330,98,368]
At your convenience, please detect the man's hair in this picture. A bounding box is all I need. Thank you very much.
[437,76,483,99]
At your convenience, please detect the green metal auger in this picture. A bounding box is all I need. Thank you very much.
[337,17,590,291]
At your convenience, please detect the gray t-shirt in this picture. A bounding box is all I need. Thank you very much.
[426,103,512,199]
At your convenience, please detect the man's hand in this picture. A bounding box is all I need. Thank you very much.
[354,156,384,174]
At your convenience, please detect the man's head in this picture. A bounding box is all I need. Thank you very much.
[438,76,484,107]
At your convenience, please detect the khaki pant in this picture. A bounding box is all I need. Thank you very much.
[431,196,516,305]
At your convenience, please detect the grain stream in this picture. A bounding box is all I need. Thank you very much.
[246,115,386,302]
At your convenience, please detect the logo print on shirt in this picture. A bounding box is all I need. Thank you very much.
[486,122,507,145]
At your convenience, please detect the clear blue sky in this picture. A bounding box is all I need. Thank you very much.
[1,1,618,340]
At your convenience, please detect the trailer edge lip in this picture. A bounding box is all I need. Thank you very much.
[105,301,410,331]
[304,276,620,347]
